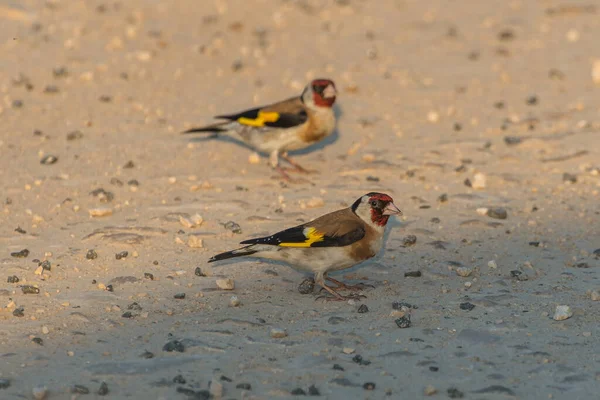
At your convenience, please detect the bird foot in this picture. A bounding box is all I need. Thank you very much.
[280,154,319,174]
[274,166,313,184]
[315,292,367,302]
[325,277,374,291]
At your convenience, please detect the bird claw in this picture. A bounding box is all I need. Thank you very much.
[325,277,374,291]
[315,292,367,302]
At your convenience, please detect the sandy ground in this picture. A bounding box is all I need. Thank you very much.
[1,0,600,399]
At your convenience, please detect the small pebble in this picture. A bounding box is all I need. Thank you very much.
[10,249,29,258]
[40,155,58,165]
[32,385,48,400]
[144,272,154,280]
[590,290,600,301]
[308,385,320,396]
[363,382,376,390]
[352,354,371,366]
[115,251,128,260]
[455,267,472,277]
[298,277,315,294]
[216,278,235,290]
[562,173,577,183]
[592,60,600,84]
[7,275,19,283]
[0,379,10,389]
[97,382,109,396]
[188,236,204,248]
[460,302,475,311]
[222,221,242,234]
[66,130,83,141]
[447,387,464,398]
[71,385,89,394]
[504,136,522,146]
[236,383,252,390]
[424,385,437,396]
[553,305,573,321]
[21,285,40,294]
[357,304,369,313]
[173,375,186,384]
[471,173,486,189]
[13,307,25,317]
[270,328,288,338]
[89,208,113,217]
[163,340,185,352]
[395,316,411,328]
[333,364,344,371]
[86,249,98,260]
[487,207,508,219]
[140,350,154,359]
[229,295,241,307]
[404,271,422,278]
[174,293,186,299]
[32,337,43,346]
[342,347,355,354]
[438,193,448,203]
[403,235,417,246]
[248,152,261,164]
[488,260,498,269]
[194,267,206,277]
[291,388,306,395]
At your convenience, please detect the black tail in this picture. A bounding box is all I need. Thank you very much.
[182,122,229,134]
[208,246,258,263]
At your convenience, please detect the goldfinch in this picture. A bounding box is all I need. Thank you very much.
[182,79,337,180]
[208,192,401,301]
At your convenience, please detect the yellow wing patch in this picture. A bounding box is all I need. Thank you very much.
[279,227,324,248]
[237,111,280,127]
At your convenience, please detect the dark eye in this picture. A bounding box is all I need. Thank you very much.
[370,200,377,207]
[313,85,324,94]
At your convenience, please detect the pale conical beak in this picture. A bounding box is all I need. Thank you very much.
[383,202,402,216]
[323,84,337,99]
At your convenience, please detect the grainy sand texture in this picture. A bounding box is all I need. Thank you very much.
[1,0,599,399]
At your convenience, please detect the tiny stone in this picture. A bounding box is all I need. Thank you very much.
[194,267,206,277]
[333,364,344,371]
[66,130,83,141]
[123,160,135,169]
[487,207,508,220]
[106,284,114,292]
[32,337,43,345]
[13,307,25,317]
[11,249,30,258]
[590,290,600,301]
[71,385,90,394]
[248,152,261,164]
[222,221,242,234]
[404,271,422,278]
[438,193,448,203]
[115,251,128,260]
[403,235,417,246]
[86,249,98,260]
[357,304,369,313]
[460,302,475,311]
[140,350,154,359]
[144,272,154,280]
[352,354,371,366]
[562,173,577,183]
[488,260,498,269]
[216,278,235,290]
[7,275,19,283]
[122,311,134,319]
[236,383,252,390]
[308,385,320,396]
[529,241,540,247]
[89,207,113,217]
[220,375,232,382]
[97,382,109,396]
[429,366,439,372]
[504,136,523,146]
[363,382,376,390]
[298,277,315,294]
[471,173,486,189]
[42,326,49,334]
[342,347,355,354]
[395,316,411,328]
[39,260,51,271]
[188,235,204,248]
[229,295,241,307]
[174,293,186,299]
[270,328,287,338]
[553,305,573,321]
[173,375,186,384]
[32,385,48,400]
[526,95,538,105]
[366,175,380,182]
[424,385,437,396]
[455,267,472,277]
[40,155,58,165]
[21,285,40,294]
[291,388,306,395]
[0,379,10,389]
[447,387,464,398]
[163,340,185,352]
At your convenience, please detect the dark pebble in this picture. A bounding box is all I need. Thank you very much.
[404,271,422,278]
[53,66,68,78]
[493,101,505,109]
[32,337,43,346]
[529,241,540,247]
[487,207,508,219]
[128,302,142,311]
[40,155,58,165]
[504,136,523,146]
[90,188,114,203]
[144,272,154,280]
[526,95,538,105]
[128,179,139,187]
[140,350,154,359]
[298,277,315,294]
[0,379,10,389]
[593,248,600,258]
[194,267,206,277]
[308,385,320,396]
[173,375,186,384]
[97,382,109,396]
[39,260,51,271]
[99,95,112,102]
[115,251,128,260]
[395,316,411,328]
[174,293,186,299]
[71,385,90,394]
[357,304,369,313]
[429,366,439,372]
[13,307,25,317]
[106,284,114,292]
[66,130,83,141]
[366,176,380,182]
[510,270,524,279]
[236,383,251,390]
[176,387,210,399]
[392,301,416,310]
[463,178,472,187]
[497,29,514,41]
[123,160,135,169]
[409,337,424,342]
[563,173,577,183]
[110,177,124,186]
[44,85,59,94]
[10,249,29,258]
[333,364,345,371]
[291,388,306,395]
[438,193,448,203]
[430,217,441,224]
[447,387,464,398]
[327,316,345,325]
[12,99,24,108]
[122,311,134,319]
[163,340,185,352]
[21,285,40,294]
[220,375,232,382]
[352,355,371,366]
[86,249,98,260]
[402,235,417,247]
[223,221,242,234]
[453,123,462,131]
[7,276,19,283]
[460,302,475,311]
[363,382,376,390]
[15,226,26,234]
[574,262,590,268]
